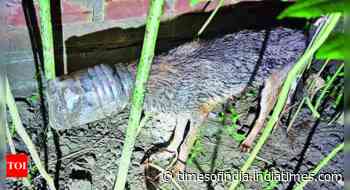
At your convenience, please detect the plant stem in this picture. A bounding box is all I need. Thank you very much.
[38,0,55,80]
[6,78,56,190]
[305,97,320,118]
[5,118,32,187]
[286,98,306,132]
[113,0,164,189]
[314,63,344,110]
[228,13,341,190]
[293,142,344,190]
[197,0,225,36]
[287,60,329,132]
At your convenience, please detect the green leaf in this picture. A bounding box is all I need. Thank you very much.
[316,33,345,60]
[189,0,205,7]
[278,0,349,19]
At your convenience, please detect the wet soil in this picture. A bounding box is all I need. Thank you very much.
[4,85,344,190]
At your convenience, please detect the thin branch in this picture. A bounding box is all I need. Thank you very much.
[197,0,225,36]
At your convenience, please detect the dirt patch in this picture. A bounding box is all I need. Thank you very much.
[4,88,343,190]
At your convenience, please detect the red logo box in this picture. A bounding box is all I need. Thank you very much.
[6,153,28,178]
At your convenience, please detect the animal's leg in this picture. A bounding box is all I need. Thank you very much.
[173,121,200,172]
[167,117,190,153]
[240,72,284,152]
[147,114,190,169]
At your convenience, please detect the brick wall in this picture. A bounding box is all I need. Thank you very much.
[0,0,240,95]
[0,0,294,96]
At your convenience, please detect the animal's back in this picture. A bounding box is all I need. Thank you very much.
[47,27,306,129]
[144,27,307,114]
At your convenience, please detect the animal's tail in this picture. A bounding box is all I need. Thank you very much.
[47,63,134,129]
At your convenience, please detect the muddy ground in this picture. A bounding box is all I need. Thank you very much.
[4,76,344,190]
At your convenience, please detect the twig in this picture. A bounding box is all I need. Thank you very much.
[328,111,343,126]
[113,0,165,189]
[48,148,95,166]
[197,0,225,36]
[6,78,56,190]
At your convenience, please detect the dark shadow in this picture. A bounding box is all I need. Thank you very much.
[22,0,61,189]
[22,0,43,70]
[201,1,212,12]
[65,1,306,74]
[69,169,92,181]
[22,0,49,189]
[193,159,215,190]
[209,122,224,175]
[53,130,62,188]
[51,0,65,75]
[285,98,331,190]
[50,1,64,187]
[240,29,271,136]
[246,29,271,87]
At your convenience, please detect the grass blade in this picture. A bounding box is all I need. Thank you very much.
[38,0,56,80]
[6,78,56,190]
[293,142,344,190]
[197,0,225,36]
[314,63,344,109]
[113,0,165,189]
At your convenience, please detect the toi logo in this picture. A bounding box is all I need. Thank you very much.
[6,153,28,178]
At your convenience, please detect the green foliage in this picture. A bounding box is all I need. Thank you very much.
[305,97,320,118]
[28,164,38,181]
[10,123,16,136]
[246,89,258,97]
[315,63,344,109]
[278,0,348,19]
[316,33,345,60]
[38,0,56,80]
[189,0,207,6]
[278,0,347,61]
[27,93,40,105]
[187,129,205,166]
[219,108,246,143]
[333,90,343,108]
